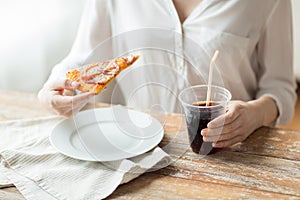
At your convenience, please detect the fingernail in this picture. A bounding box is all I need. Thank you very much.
[201,129,207,136]
[212,143,216,147]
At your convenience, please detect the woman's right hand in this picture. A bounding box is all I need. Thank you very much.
[38,79,95,117]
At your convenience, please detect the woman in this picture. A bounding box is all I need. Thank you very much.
[38,0,297,148]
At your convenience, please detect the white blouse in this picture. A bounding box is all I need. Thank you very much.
[49,0,297,125]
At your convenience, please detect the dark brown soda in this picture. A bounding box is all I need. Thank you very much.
[186,101,222,155]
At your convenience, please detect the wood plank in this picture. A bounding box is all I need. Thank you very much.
[228,127,300,160]
[108,173,299,199]
[154,150,300,197]
[0,90,110,121]
[3,174,298,200]
[0,91,52,120]
[159,128,300,161]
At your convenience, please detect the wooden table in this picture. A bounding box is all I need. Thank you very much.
[0,90,300,199]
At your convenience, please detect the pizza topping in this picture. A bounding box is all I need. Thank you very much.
[66,54,140,94]
[79,62,120,84]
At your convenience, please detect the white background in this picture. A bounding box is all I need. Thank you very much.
[0,0,299,92]
[0,0,84,92]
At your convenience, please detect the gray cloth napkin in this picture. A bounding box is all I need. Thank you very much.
[0,116,170,200]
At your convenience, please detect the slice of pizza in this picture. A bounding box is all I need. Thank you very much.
[66,54,140,94]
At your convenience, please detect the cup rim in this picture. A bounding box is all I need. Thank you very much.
[178,85,232,109]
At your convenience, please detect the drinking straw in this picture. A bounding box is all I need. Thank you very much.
[206,50,219,106]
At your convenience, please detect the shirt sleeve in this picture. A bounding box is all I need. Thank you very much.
[256,0,297,125]
[47,0,112,82]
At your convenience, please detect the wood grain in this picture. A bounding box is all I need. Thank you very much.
[155,151,300,197]
[108,173,299,200]
[0,90,300,199]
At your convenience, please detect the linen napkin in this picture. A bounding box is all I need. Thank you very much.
[0,116,170,200]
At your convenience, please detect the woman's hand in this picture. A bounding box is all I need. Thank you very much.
[38,79,95,117]
[201,97,279,148]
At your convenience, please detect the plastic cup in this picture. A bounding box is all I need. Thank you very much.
[179,85,231,155]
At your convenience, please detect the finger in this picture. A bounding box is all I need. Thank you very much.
[202,124,239,142]
[54,102,88,118]
[63,89,76,96]
[212,135,244,148]
[48,79,79,91]
[72,101,90,116]
[71,97,93,114]
[203,132,234,142]
[50,92,94,108]
[204,118,242,137]
[57,107,80,118]
[201,127,223,137]
[208,108,240,129]
[54,107,74,118]
[72,92,95,106]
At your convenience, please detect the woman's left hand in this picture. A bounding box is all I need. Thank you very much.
[201,97,278,148]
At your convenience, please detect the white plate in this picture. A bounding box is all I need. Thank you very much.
[50,107,164,162]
